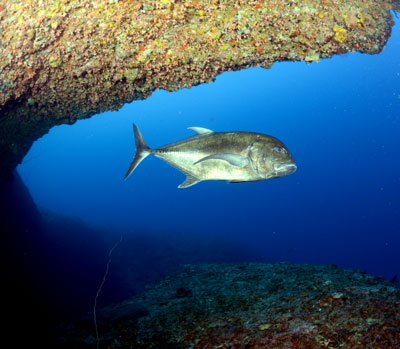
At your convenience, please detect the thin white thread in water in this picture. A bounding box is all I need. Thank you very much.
[94,235,123,349]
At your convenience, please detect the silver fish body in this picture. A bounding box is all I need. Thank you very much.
[124,124,296,188]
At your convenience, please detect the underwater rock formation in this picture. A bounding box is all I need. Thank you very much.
[59,262,400,348]
[1,0,399,179]
[0,172,118,346]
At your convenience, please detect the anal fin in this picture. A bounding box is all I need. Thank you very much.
[178,175,201,188]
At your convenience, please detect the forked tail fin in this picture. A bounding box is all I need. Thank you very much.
[124,124,151,180]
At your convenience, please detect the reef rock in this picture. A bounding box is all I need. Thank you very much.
[60,263,400,348]
[1,0,399,180]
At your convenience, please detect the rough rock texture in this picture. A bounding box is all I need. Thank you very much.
[1,0,399,179]
[59,262,400,348]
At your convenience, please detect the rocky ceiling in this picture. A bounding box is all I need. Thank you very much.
[1,0,399,181]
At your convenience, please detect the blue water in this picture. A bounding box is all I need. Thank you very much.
[18,18,400,287]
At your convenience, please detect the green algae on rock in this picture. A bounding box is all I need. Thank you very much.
[0,0,399,180]
[58,263,400,348]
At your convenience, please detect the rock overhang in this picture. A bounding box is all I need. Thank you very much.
[1,0,399,181]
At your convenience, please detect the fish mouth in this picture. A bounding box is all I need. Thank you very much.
[275,163,297,176]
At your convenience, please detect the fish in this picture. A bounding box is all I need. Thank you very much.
[124,124,297,188]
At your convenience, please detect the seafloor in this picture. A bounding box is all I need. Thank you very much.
[58,262,400,348]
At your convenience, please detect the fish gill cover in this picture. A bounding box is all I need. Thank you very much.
[0,0,399,179]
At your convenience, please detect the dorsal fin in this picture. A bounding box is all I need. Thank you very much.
[187,127,214,135]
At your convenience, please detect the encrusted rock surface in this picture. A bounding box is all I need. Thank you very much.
[1,0,399,179]
[59,262,400,348]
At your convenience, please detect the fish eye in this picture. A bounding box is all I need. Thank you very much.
[273,146,287,154]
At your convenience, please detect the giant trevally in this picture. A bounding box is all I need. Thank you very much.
[124,124,296,188]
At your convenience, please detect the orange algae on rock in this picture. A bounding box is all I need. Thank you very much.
[0,0,399,180]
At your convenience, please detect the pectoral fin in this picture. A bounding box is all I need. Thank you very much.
[178,175,201,188]
[194,153,249,168]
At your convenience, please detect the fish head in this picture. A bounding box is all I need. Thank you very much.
[249,138,297,179]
